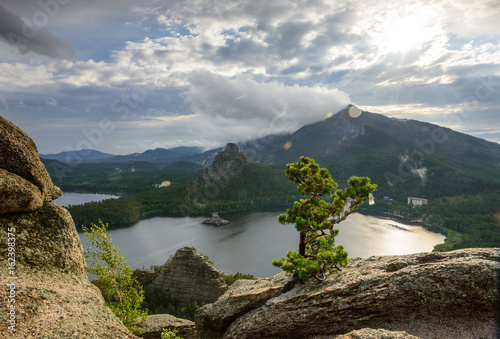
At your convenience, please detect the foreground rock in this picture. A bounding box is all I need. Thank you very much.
[0,117,134,338]
[196,248,500,339]
[0,168,43,214]
[151,247,228,305]
[332,328,421,339]
[137,314,196,339]
[0,116,61,209]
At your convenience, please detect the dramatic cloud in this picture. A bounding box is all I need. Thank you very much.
[0,3,75,59]
[0,0,499,153]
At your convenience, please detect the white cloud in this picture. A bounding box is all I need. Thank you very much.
[187,71,350,129]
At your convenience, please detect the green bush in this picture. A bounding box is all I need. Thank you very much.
[83,220,148,334]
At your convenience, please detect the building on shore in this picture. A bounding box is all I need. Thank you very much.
[408,197,428,206]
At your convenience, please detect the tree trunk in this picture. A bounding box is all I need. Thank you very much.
[299,231,306,256]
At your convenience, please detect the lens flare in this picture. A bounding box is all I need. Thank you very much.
[348,106,362,118]
[283,141,292,150]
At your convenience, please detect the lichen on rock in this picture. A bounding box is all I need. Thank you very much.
[0,116,136,338]
[0,116,62,206]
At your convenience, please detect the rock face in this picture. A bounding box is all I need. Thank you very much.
[196,248,500,339]
[137,314,196,339]
[151,247,228,305]
[332,328,421,339]
[0,117,135,338]
[190,143,250,193]
[0,116,62,209]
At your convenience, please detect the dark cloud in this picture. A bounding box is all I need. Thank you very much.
[0,3,75,59]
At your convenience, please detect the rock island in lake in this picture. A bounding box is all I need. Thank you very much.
[202,212,229,225]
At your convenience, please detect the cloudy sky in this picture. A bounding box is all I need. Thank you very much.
[0,0,499,154]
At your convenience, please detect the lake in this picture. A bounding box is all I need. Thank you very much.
[55,192,120,207]
[77,209,445,278]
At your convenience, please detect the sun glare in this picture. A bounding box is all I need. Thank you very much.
[374,12,438,53]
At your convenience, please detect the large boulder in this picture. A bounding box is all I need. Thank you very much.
[0,117,135,338]
[0,116,61,210]
[0,168,43,214]
[136,314,196,339]
[151,247,228,305]
[195,248,500,339]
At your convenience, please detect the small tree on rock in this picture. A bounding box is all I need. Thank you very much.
[83,220,148,334]
[273,157,377,282]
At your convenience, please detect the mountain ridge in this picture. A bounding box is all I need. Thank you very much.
[38,107,500,170]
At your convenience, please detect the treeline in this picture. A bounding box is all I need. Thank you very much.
[68,186,189,228]
[371,191,500,250]
[53,167,202,195]
[317,152,499,203]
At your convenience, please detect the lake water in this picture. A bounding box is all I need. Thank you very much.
[55,192,120,207]
[77,209,445,278]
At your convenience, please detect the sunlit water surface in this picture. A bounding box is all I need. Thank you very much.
[77,209,445,278]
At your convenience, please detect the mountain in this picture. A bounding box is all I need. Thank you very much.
[262,105,500,167]
[40,149,114,162]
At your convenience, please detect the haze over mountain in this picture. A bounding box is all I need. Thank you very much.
[40,107,500,174]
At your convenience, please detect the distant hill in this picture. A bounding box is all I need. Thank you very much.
[40,149,114,162]
[40,146,205,164]
[104,146,204,163]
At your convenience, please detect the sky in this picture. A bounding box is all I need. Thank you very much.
[0,0,499,155]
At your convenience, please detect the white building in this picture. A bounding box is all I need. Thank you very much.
[408,197,428,206]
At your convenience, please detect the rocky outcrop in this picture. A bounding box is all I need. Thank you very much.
[333,328,421,339]
[202,212,229,225]
[151,247,228,305]
[196,248,500,339]
[0,168,43,214]
[190,143,250,194]
[137,314,196,339]
[0,116,61,208]
[0,117,135,338]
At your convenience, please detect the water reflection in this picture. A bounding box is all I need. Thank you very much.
[78,211,445,278]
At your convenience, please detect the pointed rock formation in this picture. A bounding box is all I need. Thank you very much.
[189,143,250,194]
[151,247,228,305]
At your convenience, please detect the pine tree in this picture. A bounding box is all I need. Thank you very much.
[273,157,377,282]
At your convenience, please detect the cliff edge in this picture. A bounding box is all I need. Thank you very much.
[0,116,135,338]
[196,248,500,339]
